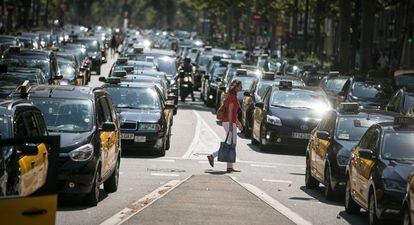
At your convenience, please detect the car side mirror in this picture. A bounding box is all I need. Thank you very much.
[244,91,251,97]
[359,148,375,160]
[216,78,221,82]
[17,143,39,156]
[255,102,264,108]
[101,122,116,132]
[98,76,106,82]
[165,103,174,109]
[316,131,331,141]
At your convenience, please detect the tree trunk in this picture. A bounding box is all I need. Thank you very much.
[292,0,298,53]
[43,0,49,26]
[400,0,414,67]
[360,0,375,73]
[339,0,352,73]
[350,0,361,70]
[303,0,310,53]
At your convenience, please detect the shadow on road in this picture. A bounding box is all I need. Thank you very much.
[245,142,306,156]
[204,169,228,175]
[297,186,344,206]
[121,149,162,159]
[57,189,108,211]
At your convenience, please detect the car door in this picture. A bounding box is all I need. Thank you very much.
[253,87,270,140]
[103,96,118,173]
[97,96,115,177]
[33,111,49,191]
[317,112,336,179]
[309,117,327,180]
[96,96,110,177]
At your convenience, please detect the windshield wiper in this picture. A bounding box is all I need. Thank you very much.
[116,105,140,109]
[271,104,291,109]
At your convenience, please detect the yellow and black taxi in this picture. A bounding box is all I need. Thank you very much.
[26,85,121,206]
[1,47,62,84]
[251,81,331,150]
[386,86,414,115]
[305,103,399,200]
[241,73,305,137]
[101,77,174,156]
[345,116,414,225]
[0,97,49,197]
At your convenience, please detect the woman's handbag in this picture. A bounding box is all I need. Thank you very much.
[216,103,226,121]
[218,131,236,163]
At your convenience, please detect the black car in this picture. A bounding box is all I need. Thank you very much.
[102,79,174,156]
[339,78,394,110]
[320,74,350,107]
[28,85,121,206]
[1,47,61,83]
[345,117,414,224]
[202,65,227,107]
[241,74,305,137]
[305,103,398,200]
[386,87,414,115]
[251,81,331,150]
[0,67,47,99]
[72,37,104,74]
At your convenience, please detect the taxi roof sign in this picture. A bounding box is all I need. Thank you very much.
[204,46,212,51]
[236,69,247,76]
[133,47,144,54]
[338,103,359,114]
[212,55,221,61]
[112,70,127,77]
[394,116,414,127]
[116,58,128,65]
[279,81,293,89]
[106,77,121,84]
[122,66,134,73]
[262,72,274,80]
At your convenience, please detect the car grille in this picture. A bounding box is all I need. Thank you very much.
[121,122,138,130]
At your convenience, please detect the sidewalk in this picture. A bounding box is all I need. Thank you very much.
[123,175,295,225]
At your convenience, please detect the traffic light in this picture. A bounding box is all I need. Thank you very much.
[409,37,413,44]
[262,27,269,36]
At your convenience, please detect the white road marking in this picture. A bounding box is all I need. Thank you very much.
[243,160,304,168]
[150,172,180,177]
[198,161,226,165]
[100,176,192,225]
[148,159,175,163]
[181,112,202,159]
[230,177,312,225]
[262,178,293,184]
[250,164,278,168]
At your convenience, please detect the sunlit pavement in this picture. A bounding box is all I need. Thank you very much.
[56,58,368,225]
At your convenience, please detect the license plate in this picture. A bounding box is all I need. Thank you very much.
[134,136,146,142]
[121,133,134,140]
[292,132,310,139]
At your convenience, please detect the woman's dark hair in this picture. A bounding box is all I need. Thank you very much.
[228,79,242,94]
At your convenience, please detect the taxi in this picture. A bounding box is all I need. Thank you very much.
[403,172,414,225]
[345,117,414,225]
[251,81,331,150]
[0,91,49,197]
[305,103,398,200]
[27,85,121,206]
[101,77,174,156]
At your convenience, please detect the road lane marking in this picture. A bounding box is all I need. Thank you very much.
[244,160,304,168]
[181,111,202,159]
[150,172,180,177]
[262,178,293,184]
[100,176,192,225]
[198,161,226,165]
[230,177,312,225]
[148,159,175,163]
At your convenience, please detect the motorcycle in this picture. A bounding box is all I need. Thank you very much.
[179,71,193,102]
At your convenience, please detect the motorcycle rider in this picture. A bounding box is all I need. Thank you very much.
[177,57,195,101]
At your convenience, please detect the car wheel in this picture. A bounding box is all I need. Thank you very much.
[344,178,360,214]
[324,166,335,200]
[157,138,166,157]
[165,130,171,150]
[305,156,319,189]
[403,204,411,225]
[369,191,380,225]
[173,108,177,115]
[84,170,100,206]
[104,158,119,193]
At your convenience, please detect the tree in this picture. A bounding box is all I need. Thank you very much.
[338,0,352,73]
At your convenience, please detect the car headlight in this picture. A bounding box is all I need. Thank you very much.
[69,144,94,161]
[139,123,160,131]
[336,154,349,166]
[383,179,406,192]
[91,55,97,59]
[170,79,176,85]
[266,115,282,126]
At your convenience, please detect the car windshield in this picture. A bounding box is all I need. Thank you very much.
[1,58,50,77]
[323,78,347,93]
[336,117,391,141]
[271,90,330,110]
[105,87,161,110]
[0,72,38,84]
[236,77,255,91]
[156,58,176,75]
[213,67,226,78]
[351,82,392,100]
[31,98,94,133]
[59,63,76,79]
[395,74,414,88]
[382,133,414,160]
[199,55,211,66]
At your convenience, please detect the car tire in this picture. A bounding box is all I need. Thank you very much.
[173,108,177,115]
[166,130,171,150]
[84,170,100,206]
[369,191,380,225]
[104,158,119,193]
[403,204,411,225]
[345,178,360,214]
[305,156,319,189]
[157,138,166,157]
[324,166,335,201]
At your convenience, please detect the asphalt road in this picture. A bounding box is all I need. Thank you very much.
[56,54,370,225]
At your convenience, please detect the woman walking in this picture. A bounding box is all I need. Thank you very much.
[207,80,243,173]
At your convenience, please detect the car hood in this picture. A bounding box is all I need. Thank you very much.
[50,131,93,153]
[382,160,414,181]
[119,109,162,123]
[269,107,323,131]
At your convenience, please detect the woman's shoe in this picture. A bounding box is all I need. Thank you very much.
[207,155,214,168]
[226,168,240,173]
